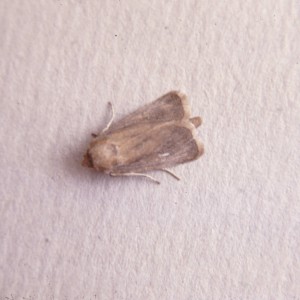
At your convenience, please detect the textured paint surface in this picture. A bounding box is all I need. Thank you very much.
[0,0,299,299]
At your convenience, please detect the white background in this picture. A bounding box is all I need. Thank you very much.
[1,0,299,299]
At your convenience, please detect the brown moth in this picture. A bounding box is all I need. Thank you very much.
[82,91,204,184]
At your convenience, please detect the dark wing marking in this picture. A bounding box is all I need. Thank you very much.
[105,91,191,134]
[108,120,204,173]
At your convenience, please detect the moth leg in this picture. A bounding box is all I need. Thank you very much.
[110,172,160,184]
[102,102,115,133]
[161,169,181,181]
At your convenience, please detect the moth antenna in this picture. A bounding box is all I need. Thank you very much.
[161,169,181,181]
[110,172,160,184]
[102,102,115,133]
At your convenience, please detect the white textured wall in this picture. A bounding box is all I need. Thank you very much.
[0,0,299,299]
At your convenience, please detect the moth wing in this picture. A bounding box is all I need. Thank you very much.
[110,120,204,174]
[106,91,191,133]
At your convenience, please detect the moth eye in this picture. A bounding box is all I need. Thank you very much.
[81,152,94,168]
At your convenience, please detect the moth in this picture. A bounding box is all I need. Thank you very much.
[82,91,204,184]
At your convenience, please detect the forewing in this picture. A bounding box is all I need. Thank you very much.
[106,91,191,133]
[109,120,204,173]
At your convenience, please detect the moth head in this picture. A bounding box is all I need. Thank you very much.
[82,140,118,172]
[82,152,94,168]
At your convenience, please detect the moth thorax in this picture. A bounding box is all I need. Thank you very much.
[90,142,118,170]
